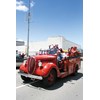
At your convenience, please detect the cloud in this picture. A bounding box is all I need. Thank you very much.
[16,1,28,12]
[30,1,35,7]
[16,0,35,12]
[16,1,23,5]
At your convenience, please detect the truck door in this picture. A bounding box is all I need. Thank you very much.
[68,57,75,74]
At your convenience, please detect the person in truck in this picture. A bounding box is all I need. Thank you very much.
[68,47,80,57]
[57,49,63,61]
[57,48,68,71]
[59,48,69,71]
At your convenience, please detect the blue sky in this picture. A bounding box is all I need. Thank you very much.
[16,0,83,47]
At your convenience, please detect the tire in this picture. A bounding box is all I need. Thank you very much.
[43,70,56,87]
[72,65,78,76]
[21,75,31,82]
[75,65,78,73]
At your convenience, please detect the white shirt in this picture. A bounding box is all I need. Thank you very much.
[61,53,68,58]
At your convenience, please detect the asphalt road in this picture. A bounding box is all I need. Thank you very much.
[16,61,83,100]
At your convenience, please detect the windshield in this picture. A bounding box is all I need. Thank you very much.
[38,44,59,55]
[48,49,57,55]
[38,48,57,55]
[39,50,48,55]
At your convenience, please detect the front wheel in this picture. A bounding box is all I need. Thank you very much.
[43,70,56,87]
[21,75,31,82]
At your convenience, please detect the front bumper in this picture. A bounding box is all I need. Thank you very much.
[18,71,43,80]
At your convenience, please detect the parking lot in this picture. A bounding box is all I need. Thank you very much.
[16,61,83,100]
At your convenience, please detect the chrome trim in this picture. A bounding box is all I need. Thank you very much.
[18,71,43,80]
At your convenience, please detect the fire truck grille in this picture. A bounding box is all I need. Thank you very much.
[27,57,35,74]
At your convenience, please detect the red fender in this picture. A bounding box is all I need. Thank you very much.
[35,63,60,77]
[19,63,28,73]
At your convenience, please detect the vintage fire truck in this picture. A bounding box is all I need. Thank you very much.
[18,46,81,87]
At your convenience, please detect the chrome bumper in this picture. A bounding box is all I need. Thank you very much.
[18,71,43,80]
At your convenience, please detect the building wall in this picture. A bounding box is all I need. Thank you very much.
[16,41,24,46]
[47,36,62,48]
[48,36,81,50]
[16,40,25,53]
[16,46,25,53]
[29,41,48,55]
[16,36,81,55]
[62,37,81,50]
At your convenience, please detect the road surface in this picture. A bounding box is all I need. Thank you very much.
[16,61,83,100]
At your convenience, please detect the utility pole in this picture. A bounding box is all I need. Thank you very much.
[27,0,31,57]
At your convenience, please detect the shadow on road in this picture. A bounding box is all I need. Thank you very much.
[48,72,83,90]
[28,72,83,90]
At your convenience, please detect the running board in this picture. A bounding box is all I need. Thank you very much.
[60,72,68,78]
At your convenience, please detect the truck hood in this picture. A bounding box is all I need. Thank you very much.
[34,54,57,61]
[20,54,57,74]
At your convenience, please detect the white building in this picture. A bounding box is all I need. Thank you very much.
[47,36,81,50]
[16,36,81,55]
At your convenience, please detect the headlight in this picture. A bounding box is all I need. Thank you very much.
[23,60,27,65]
[38,60,42,67]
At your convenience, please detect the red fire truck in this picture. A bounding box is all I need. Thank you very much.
[18,46,81,87]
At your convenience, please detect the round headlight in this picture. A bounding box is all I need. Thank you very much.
[38,60,42,67]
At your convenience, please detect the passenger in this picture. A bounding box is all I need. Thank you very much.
[69,47,75,57]
[71,47,77,53]
[67,48,71,57]
[53,45,59,54]
[39,49,42,55]
[73,47,80,57]
[57,50,62,61]
[49,45,59,55]
[59,48,68,72]
[59,48,68,59]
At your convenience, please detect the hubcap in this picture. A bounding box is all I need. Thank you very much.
[48,73,54,83]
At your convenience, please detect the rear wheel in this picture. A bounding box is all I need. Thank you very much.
[21,75,31,82]
[43,70,56,87]
[75,65,78,73]
[73,65,78,75]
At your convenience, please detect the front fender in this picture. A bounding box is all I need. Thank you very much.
[35,63,59,77]
[19,63,28,73]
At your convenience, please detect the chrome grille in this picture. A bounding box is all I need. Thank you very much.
[27,57,35,74]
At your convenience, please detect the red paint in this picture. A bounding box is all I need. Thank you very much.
[19,48,81,80]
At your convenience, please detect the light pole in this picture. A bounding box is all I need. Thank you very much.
[27,0,31,57]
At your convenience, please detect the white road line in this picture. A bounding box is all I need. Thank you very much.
[16,81,39,90]
[16,84,28,89]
